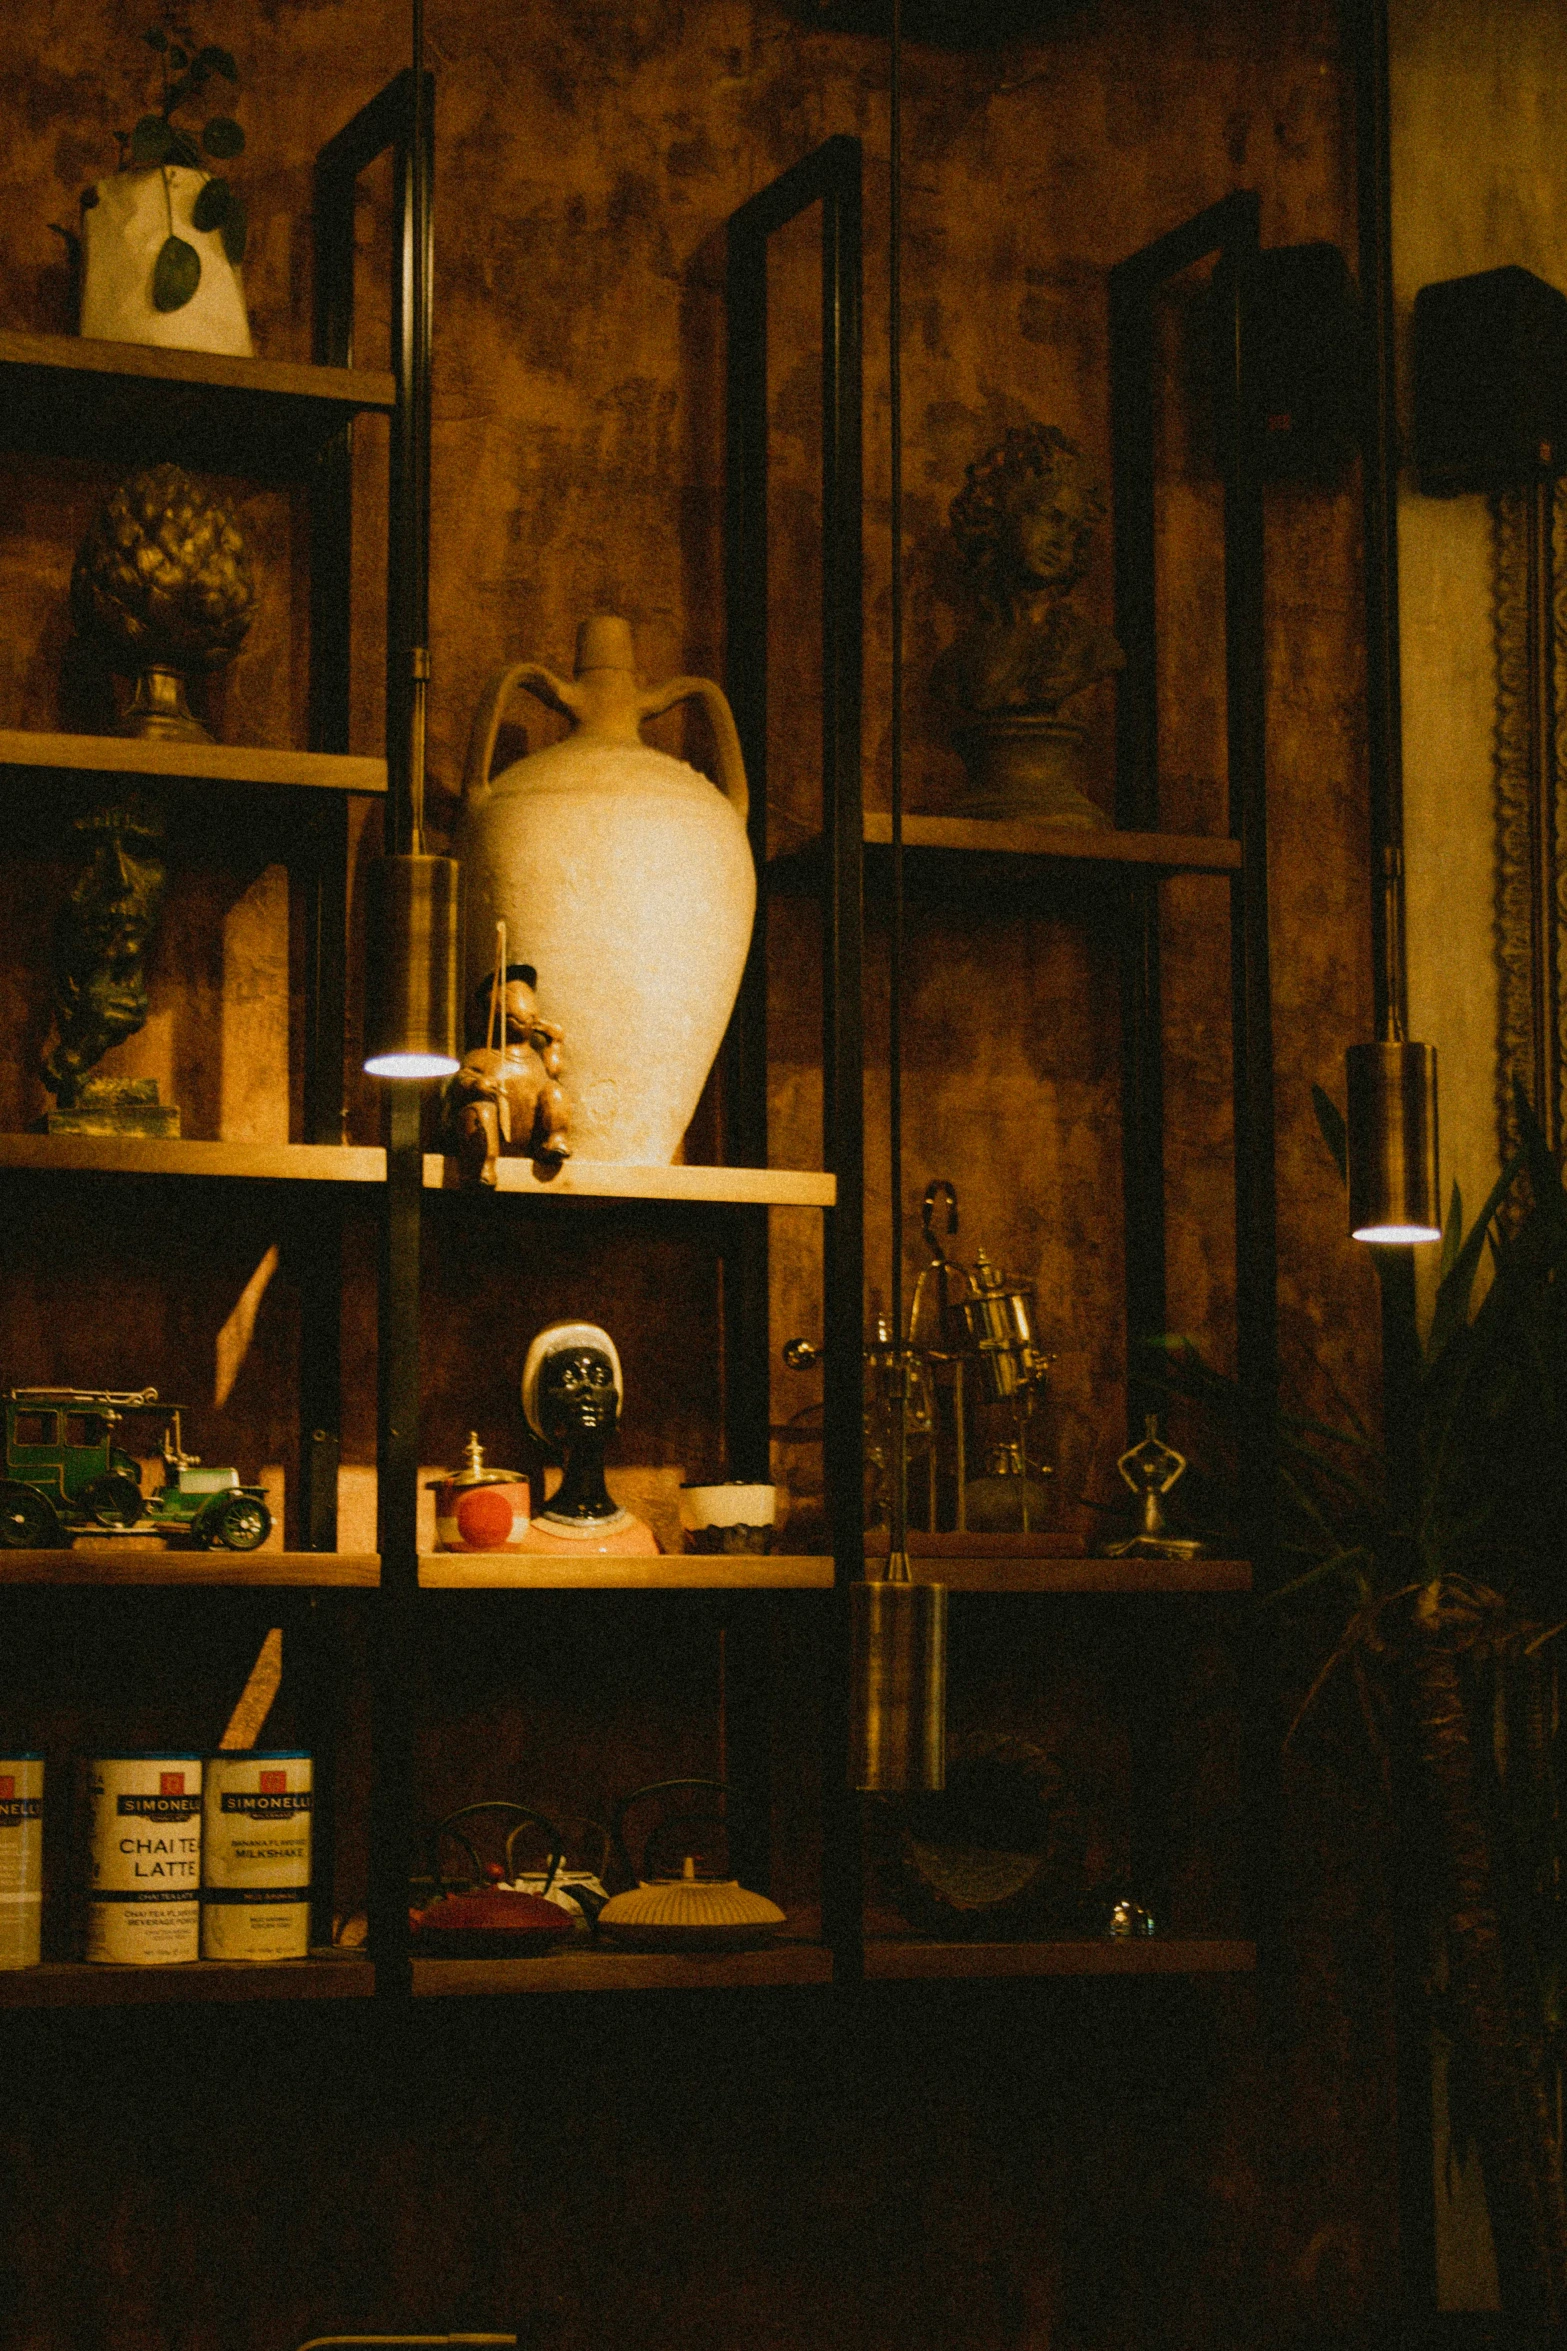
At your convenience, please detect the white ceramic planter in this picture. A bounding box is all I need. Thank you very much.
[79,167,252,356]
[460,616,755,1164]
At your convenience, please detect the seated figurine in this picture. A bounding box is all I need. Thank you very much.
[444,962,571,1187]
[516,1321,658,1557]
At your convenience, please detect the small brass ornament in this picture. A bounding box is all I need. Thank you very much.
[70,462,255,741]
[1102,1413,1205,1561]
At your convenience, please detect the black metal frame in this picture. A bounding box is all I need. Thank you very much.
[314,69,434,1997]
[1108,192,1278,1485]
[1108,196,1276,1934]
[724,135,866,1967]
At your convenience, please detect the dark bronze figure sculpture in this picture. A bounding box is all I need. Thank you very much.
[42,794,173,1129]
[931,423,1123,824]
[444,960,571,1187]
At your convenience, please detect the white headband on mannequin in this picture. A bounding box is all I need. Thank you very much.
[521,1321,624,1439]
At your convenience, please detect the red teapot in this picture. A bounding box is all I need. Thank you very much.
[409,1802,576,1956]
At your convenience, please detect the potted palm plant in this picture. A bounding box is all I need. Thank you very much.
[1151,1090,1567,2344]
[78,20,251,356]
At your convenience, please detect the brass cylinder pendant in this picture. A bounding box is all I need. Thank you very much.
[364,853,463,1079]
[1346,1039,1440,1243]
[849,1579,947,1792]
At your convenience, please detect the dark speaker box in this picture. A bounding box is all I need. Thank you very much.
[1413,264,1567,493]
[1214,243,1362,483]
[1252,242,1362,481]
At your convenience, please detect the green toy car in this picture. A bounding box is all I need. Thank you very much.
[0,1387,272,1551]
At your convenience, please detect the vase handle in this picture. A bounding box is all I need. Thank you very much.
[638,676,749,827]
[462,660,582,806]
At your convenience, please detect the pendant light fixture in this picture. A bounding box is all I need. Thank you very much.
[849,0,946,1795]
[363,652,462,1080]
[363,0,461,1082]
[1345,845,1440,1244]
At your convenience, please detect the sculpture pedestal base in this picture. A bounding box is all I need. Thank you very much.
[937,713,1108,826]
[46,1077,180,1139]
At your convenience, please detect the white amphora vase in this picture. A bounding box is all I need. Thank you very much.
[459,615,755,1164]
[79,167,252,356]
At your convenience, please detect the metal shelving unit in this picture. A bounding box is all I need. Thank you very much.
[0,128,1272,2012]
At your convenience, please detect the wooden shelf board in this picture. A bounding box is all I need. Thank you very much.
[0,330,397,411]
[419,1552,833,1590]
[0,1954,375,2007]
[0,330,396,474]
[774,814,1241,878]
[865,812,1242,870]
[0,1135,829,1205]
[0,1135,385,1183]
[423,1155,835,1207]
[0,1548,379,1587]
[863,1937,1256,1981]
[904,1556,1250,1593]
[412,1942,833,1996]
[0,729,385,795]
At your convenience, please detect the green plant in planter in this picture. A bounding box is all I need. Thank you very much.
[88,19,246,314]
[1147,1087,1567,2344]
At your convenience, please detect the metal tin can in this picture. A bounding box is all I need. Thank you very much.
[429,1432,530,1552]
[0,1755,43,1970]
[86,1753,202,1963]
[201,1751,312,1960]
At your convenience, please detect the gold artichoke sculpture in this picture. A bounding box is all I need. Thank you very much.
[70,463,256,741]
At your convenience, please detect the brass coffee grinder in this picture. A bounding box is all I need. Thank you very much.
[908,1181,1054,1533]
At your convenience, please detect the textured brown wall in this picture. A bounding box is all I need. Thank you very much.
[0,1,1397,2346]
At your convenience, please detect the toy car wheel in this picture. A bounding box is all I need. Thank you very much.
[211,1494,270,1553]
[0,1482,62,1549]
[81,1473,144,1530]
[110,1448,143,1489]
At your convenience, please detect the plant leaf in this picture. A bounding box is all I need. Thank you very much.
[219,193,248,267]
[144,26,167,50]
[129,114,174,166]
[152,234,201,312]
[1438,1181,1464,1285]
[201,45,240,81]
[191,177,231,231]
[202,116,244,160]
[168,44,188,69]
[1427,1144,1527,1365]
[166,130,200,169]
[1313,1084,1348,1184]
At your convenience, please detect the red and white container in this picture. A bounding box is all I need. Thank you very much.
[86,1753,202,1963]
[0,1755,43,1970]
[201,1751,312,1960]
[430,1433,531,1552]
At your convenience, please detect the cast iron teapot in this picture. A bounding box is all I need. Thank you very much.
[409,1801,577,1956]
[597,1778,787,1952]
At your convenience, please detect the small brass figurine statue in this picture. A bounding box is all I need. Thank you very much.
[517,1321,657,1557]
[70,463,255,741]
[42,793,178,1135]
[444,927,572,1187]
[930,424,1123,825]
[1102,1414,1204,1560]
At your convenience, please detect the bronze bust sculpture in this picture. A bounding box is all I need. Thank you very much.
[42,794,175,1132]
[931,424,1123,825]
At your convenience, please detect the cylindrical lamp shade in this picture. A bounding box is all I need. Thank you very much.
[364,853,462,1078]
[849,1579,947,1792]
[1346,1040,1441,1243]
